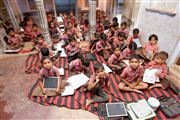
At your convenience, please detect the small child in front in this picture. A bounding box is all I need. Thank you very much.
[38,57,67,95]
[118,55,148,94]
[86,63,109,108]
[145,51,169,89]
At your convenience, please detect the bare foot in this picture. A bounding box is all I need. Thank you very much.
[56,89,61,94]
[134,90,144,95]
[149,86,153,90]
[86,99,92,108]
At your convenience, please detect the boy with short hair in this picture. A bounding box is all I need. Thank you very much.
[145,51,169,89]
[118,55,148,94]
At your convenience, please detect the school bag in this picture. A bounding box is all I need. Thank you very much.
[158,96,180,118]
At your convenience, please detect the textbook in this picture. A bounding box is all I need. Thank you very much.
[127,99,156,120]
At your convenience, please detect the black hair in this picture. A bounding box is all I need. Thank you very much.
[32,23,38,27]
[40,56,51,64]
[129,41,137,50]
[7,27,14,34]
[133,28,139,34]
[36,34,43,39]
[84,19,89,25]
[100,33,107,40]
[121,22,127,26]
[130,55,140,61]
[68,35,76,42]
[93,62,104,72]
[109,30,114,36]
[117,32,125,38]
[154,51,169,61]
[149,34,158,41]
[82,60,90,67]
[112,17,118,23]
[41,47,49,57]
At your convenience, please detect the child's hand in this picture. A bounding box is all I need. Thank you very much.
[95,77,100,83]
[129,84,134,89]
[155,72,161,77]
[42,88,46,95]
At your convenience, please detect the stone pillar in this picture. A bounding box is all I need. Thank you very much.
[52,0,57,17]
[34,0,51,45]
[3,0,19,30]
[89,0,96,37]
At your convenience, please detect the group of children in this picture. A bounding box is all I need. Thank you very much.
[4,11,170,108]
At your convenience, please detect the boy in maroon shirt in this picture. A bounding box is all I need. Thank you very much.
[118,55,148,94]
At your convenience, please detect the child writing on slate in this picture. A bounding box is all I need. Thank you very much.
[86,63,109,108]
[38,57,67,95]
[145,51,169,89]
[118,55,148,94]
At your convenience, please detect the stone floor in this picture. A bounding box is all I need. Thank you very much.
[0,54,98,120]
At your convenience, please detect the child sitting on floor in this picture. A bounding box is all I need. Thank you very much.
[112,32,126,51]
[49,21,61,38]
[145,51,169,89]
[38,57,67,95]
[127,28,140,46]
[106,30,114,45]
[35,34,53,59]
[31,23,41,45]
[65,36,81,62]
[108,47,126,73]
[118,55,148,94]
[7,27,24,49]
[69,58,90,74]
[86,63,109,108]
[121,41,137,60]
[118,21,129,38]
[95,33,111,59]
[138,34,158,60]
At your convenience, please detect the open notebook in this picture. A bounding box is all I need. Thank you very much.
[143,69,160,84]
[61,73,89,96]
[127,99,156,120]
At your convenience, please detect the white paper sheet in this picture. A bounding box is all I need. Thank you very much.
[60,50,67,57]
[123,60,130,66]
[58,68,64,75]
[56,40,65,51]
[67,73,89,89]
[102,63,112,73]
[133,38,142,48]
[143,69,160,84]
[61,84,74,96]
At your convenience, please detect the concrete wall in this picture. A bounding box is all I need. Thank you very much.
[134,1,179,62]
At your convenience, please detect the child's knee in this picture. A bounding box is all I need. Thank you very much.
[118,82,124,90]
[143,83,148,89]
